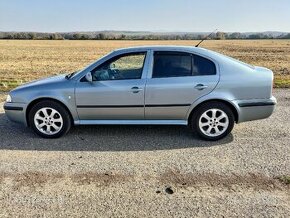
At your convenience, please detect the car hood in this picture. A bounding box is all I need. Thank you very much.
[13,74,67,91]
[254,66,272,73]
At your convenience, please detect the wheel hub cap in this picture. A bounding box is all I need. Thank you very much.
[34,107,63,135]
[199,108,229,137]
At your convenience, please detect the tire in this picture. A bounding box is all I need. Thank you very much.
[28,100,71,138]
[191,102,235,141]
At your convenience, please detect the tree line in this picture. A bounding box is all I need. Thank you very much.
[0,31,289,40]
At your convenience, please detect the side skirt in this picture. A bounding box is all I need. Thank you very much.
[74,120,188,126]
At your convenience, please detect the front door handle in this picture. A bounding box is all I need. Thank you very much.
[194,84,208,90]
[131,86,143,93]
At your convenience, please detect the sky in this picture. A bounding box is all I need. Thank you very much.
[0,0,290,32]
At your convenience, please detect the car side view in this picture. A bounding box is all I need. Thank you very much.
[4,46,276,140]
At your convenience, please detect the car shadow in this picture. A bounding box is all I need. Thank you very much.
[0,113,233,151]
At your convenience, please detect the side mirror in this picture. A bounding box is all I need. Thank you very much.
[85,72,93,83]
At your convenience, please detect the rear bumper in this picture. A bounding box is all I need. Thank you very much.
[3,102,28,126]
[234,96,277,123]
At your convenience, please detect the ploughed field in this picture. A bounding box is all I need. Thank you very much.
[0,39,289,91]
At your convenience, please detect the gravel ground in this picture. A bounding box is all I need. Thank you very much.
[0,89,289,217]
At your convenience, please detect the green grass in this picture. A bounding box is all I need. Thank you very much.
[274,78,290,88]
[0,79,28,91]
[277,175,290,185]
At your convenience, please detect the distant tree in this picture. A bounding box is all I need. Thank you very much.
[174,35,181,40]
[14,32,26,39]
[72,33,82,40]
[0,31,286,40]
[229,32,242,39]
[146,34,153,40]
[224,33,229,39]
[182,34,192,40]
[62,33,73,40]
[197,34,204,40]
[80,34,89,40]
[98,33,106,40]
[27,32,36,39]
[2,33,14,39]
[281,33,290,39]
[107,34,116,40]
[248,33,268,39]
[50,33,64,40]
[216,32,226,40]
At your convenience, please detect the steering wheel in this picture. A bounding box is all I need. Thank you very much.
[108,68,124,80]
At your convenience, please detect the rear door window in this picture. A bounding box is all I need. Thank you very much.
[152,51,216,78]
[152,52,192,78]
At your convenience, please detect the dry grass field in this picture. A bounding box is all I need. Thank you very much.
[0,39,289,91]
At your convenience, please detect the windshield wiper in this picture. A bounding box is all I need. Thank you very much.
[65,71,77,80]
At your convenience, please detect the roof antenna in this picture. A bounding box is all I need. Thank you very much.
[195,29,218,47]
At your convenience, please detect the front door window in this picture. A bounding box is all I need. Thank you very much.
[91,52,146,81]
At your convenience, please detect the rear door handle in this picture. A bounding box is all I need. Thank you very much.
[194,84,208,90]
[131,86,143,93]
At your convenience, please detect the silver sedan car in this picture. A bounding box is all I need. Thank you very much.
[4,46,276,140]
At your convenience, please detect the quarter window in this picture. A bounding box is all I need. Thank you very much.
[90,52,146,81]
[192,55,216,76]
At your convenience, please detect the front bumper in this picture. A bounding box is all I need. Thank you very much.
[3,102,28,126]
[234,96,277,123]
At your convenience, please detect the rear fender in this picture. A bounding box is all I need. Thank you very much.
[186,91,240,120]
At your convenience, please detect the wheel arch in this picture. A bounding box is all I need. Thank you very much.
[187,99,239,125]
[26,97,74,127]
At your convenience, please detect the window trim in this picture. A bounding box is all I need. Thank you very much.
[151,51,217,79]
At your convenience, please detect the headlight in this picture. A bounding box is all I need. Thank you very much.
[6,94,12,103]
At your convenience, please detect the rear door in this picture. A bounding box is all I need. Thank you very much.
[145,51,219,120]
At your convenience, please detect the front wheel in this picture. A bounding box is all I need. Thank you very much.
[191,102,235,141]
[29,100,71,138]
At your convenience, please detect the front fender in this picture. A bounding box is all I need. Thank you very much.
[11,81,79,124]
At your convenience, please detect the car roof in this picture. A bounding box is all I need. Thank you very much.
[114,45,206,53]
[113,45,222,60]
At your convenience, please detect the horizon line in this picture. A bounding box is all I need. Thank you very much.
[1,30,290,34]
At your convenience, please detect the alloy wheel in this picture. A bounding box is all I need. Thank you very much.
[34,107,63,135]
[198,108,229,137]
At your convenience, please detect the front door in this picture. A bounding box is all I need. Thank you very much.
[76,52,147,120]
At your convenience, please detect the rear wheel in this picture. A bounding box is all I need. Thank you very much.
[191,102,234,141]
[29,100,71,138]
